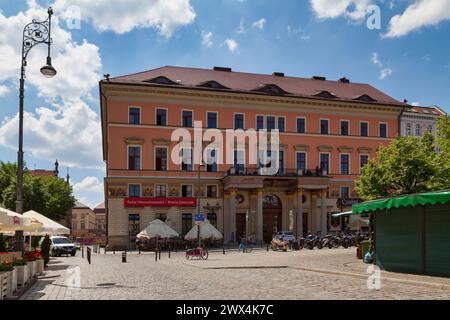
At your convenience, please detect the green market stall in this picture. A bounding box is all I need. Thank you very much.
[353,190,450,278]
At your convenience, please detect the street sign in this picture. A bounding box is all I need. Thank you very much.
[195,214,205,225]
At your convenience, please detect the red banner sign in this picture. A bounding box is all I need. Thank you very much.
[124,198,197,208]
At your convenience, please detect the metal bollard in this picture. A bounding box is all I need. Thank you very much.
[87,247,91,264]
[267,244,269,252]
[155,249,158,262]
[122,252,127,263]
[158,249,161,260]
[168,245,171,259]
[81,245,84,258]
[223,245,225,255]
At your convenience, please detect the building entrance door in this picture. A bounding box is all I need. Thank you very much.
[236,213,246,242]
[263,195,282,243]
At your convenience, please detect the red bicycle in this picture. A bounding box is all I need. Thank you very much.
[186,246,209,260]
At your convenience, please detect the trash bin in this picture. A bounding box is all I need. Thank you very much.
[361,240,370,259]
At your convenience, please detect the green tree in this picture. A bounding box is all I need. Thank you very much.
[356,116,450,200]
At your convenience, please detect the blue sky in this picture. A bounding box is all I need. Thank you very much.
[0,0,449,208]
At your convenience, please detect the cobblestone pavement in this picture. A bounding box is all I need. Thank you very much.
[20,248,450,300]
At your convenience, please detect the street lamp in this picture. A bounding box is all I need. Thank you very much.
[14,7,56,251]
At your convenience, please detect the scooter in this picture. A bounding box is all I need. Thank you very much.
[271,237,289,252]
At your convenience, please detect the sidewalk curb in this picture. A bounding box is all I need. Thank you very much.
[291,266,450,291]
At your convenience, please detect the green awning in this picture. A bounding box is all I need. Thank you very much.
[353,190,450,214]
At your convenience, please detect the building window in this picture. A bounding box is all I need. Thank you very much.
[416,124,421,136]
[278,151,285,173]
[155,185,166,198]
[256,115,264,131]
[181,148,193,171]
[234,150,245,172]
[234,113,244,130]
[360,155,369,172]
[156,108,167,126]
[182,110,193,127]
[320,119,329,135]
[340,154,350,175]
[406,123,412,136]
[278,117,285,133]
[207,185,217,198]
[128,184,141,198]
[181,214,192,235]
[128,214,140,238]
[72,223,77,230]
[360,122,368,137]
[267,116,276,131]
[341,120,349,136]
[128,146,141,171]
[206,149,218,172]
[379,123,387,138]
[296,152,306,172]
[428,125,433,133]
[81,223,85,230]
[129,107,140,125]
[320,153,330,173]
[182,185,193,198]
[207,112,218,129]
[340,187,350,199]
[207,213,217,227]
[297,118,306,134]
[155,147,168,171]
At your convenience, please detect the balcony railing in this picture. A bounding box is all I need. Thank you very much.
[225,167,330,178]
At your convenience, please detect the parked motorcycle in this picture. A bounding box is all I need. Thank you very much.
[321,234,334,249]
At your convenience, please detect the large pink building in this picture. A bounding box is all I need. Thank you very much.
[100,66,406,250]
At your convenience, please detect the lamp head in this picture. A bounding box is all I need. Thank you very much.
[40,56,57,78]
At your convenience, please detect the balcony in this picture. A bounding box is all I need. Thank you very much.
[225,166,329,178]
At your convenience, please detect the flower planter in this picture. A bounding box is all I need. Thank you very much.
[36,260,44,276]
[9,268,17,296]
[16,265,29,287]
[29,261,37,279]
[0,271,10,300]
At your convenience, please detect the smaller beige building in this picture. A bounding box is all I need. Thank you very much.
[71,201,97,239]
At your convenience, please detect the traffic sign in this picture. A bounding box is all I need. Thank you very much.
[195,214,205,225]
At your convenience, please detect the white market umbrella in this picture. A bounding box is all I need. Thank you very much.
[184,221,223,241]
[137,219,179,239]
[0,207,43,232]
[23,210,70,236]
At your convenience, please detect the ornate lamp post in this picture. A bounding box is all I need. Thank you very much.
[14,7,57,251]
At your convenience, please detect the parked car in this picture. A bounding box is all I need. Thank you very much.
[39,236,77,257]
[275,231,296,243]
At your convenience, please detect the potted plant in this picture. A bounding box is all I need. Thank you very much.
[13,259,28,288]
[0,262,13,300]
[24,251,37,279]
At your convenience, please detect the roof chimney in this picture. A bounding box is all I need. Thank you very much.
[273,72,285,77]
[403,99,409,104]
[213,66,232,72]
[339,77,350,83]
[312,76,326,81]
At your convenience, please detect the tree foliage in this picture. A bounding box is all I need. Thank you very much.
[0,162,75,221]
[356,115,450,200]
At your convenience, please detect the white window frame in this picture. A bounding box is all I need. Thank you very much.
[180,147,193,172]
[206,111,219,129]
[256,114,265,130]
[319,152,331,174]
[154,146,169,171]
[359,121,369,137]
[320,118,330,135]
[295,151,308,171]
[339,153,351,175]
[296,117,307,133]
[340,119,350,136]
[233,112,245,130]
[155,107,168,126]
[359,154,370,174]
[127,183,142,198]
[154,184,168,198]
[340,186,350,199]
[379,122,388,138]
[206,184,219,198]
[277,116,286,132]
[128,106,142,125]
[266,115,276,131]
[181,109,194,127]
[181,184,194,198]
[127,145,142,171]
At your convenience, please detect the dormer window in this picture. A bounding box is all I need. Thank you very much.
[197,81,230,90]
[314,91,337,99]
[354,94,377,102]
[144,76,179,85]
[252,84,289,95]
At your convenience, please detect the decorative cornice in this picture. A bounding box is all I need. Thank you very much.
[317,145,333,152]
[152,138,171,146]
[124,137,145,145]
[294,144,309,152]
[357,147,373,154]
[337,146,354,153]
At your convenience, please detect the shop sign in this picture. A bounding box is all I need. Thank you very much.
[124,198,197,208]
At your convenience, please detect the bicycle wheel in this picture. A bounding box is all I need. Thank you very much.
[201,249,209,260]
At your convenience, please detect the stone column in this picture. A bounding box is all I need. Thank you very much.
[296,188,303,237]
[256,189,263,242]
[229,188,237,243]
[314,192,321,234]
[321,190,328,234]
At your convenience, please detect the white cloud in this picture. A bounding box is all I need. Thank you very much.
[0,85,10,96]
[73,176,104,194]
[0,98,103,169]
[237,17,246,34]
[252,18,266,30]
[385,0,450,38]
[201,31,213,48]
[310,0,372,21]
[379,68,393,80]
[53,0,196,37]
[224,39,239,53]
[371,52,383,67]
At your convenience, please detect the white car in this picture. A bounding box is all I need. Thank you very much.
[39,236,77,257]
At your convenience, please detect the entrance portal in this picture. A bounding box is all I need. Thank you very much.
[263,195,282,243]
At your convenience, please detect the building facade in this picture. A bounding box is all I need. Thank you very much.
[93,202,107,238]
[71,201,97,239]
[100,66,406,249]
[400,106,446,137]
